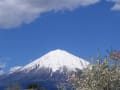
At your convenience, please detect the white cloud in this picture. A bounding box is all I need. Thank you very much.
[0,63,6,75]
[107,0,120,10]
[112,3,120,10]
[0,70,4,75]
[9,66,22,73]
[0,0,99,29]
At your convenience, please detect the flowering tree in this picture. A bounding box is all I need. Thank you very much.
[69,51,120,90]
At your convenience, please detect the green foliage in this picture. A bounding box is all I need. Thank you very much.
[26,83,47,90]
[69,51,120,90]
[27,84,39,89]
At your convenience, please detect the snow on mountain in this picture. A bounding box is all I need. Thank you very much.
[9,66,22,74]
[0,49,90,90]
[20,49,90,72]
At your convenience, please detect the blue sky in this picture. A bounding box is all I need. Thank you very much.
[0,0,120,73]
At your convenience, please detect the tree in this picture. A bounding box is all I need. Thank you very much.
[26,83,47,90]
[57,83,66,90]
[69,50,120,90]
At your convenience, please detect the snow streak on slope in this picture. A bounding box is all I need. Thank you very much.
[21,49,89,72]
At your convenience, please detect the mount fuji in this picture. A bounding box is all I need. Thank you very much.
[0,49,90,89]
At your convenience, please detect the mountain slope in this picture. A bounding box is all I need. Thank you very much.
[0,49,90,90]
[20,49,89,73]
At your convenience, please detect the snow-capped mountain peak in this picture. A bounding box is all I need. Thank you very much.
[0,49,90,90]
[21,49,89,72]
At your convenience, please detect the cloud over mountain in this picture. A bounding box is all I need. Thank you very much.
[0,0,99,29]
